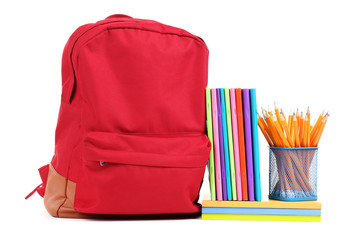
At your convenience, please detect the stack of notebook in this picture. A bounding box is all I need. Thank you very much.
[205,88,261,201]
[201,198,321,222]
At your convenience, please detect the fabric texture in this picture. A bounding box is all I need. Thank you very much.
[40,15,210,217]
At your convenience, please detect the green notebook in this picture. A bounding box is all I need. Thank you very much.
[206,88,216,200]
[224,88,237,200]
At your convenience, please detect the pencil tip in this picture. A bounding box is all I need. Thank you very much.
[262,107,267,117]
[263,111,268,118]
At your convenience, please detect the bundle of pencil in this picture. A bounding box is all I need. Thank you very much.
[258,103,329,148]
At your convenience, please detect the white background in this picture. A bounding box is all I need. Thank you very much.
[1,0,359,239]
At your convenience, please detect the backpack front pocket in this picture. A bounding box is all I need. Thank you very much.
[74,132,211,215]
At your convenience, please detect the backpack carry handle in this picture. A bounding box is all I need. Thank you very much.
[106,14,132,19]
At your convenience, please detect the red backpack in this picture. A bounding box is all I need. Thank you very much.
[27,14,210,218]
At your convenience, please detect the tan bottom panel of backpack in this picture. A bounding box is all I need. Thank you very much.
[44,164,88,218]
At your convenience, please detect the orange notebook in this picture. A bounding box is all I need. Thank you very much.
[235,88,248,200]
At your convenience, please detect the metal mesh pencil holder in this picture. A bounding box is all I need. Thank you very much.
[269,147,318,201]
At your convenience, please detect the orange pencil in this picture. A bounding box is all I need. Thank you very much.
[258,114,274,146]
[303,109,310,147]
[279,109,294,146]
[304,110,310,147]
[264,112,282,147]
[296,109,300,131]
[273,115,291,148]
[306,107,311,147]
[311,113,329,147]
[258,105,329,149]
[289,117,295,148]
[293,114,301,147]
[268,106,273,117]
[299,112,304,147]
[259,111,270,134]
[280,109,288,129]
[262,109,279,146]
[288,110,293,133]
[274,103,284,132]
[258,119,274,147]
[269,115,283,147]
[310,110,325,140]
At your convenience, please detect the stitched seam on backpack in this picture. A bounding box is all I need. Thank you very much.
[74,26,208,69]
[74,25,207,57]
[56,178,69,217]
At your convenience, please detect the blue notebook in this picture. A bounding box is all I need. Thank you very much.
[220,88,232,200]
[202,207,321,216]
[250,89,261,201]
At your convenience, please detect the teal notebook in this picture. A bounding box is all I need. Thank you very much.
[250,89,261,201]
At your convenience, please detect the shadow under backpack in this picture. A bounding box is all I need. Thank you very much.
[26,14,211,218]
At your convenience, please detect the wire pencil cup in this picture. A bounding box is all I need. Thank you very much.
[269,147,318,201]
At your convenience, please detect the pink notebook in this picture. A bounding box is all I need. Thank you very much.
[230,89,242,200]
[211,89,223,200]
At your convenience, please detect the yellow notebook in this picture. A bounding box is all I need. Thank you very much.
[202,200,321,209]
[202,214,321,222]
